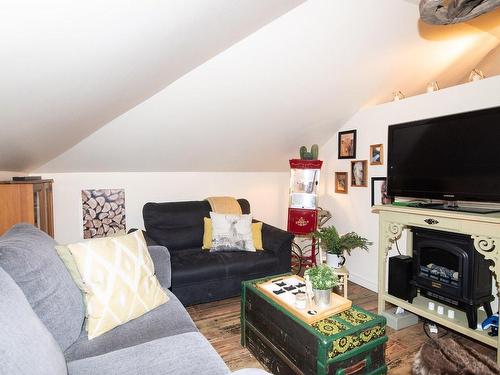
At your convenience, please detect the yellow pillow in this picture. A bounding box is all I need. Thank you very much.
[55,230,128,308]
[202,217,263,250]
[67,231,168,339]
[252,222,263,250]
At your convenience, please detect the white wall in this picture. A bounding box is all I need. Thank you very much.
[40,172,289,244]
[477,45,500,78]
[319,75,500,292]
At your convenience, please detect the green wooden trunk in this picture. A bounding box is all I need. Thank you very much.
[241,275,388,375]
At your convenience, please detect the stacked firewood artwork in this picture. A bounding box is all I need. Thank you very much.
[82,189,126,239]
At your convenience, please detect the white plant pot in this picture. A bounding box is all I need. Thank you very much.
[326,253,345,269]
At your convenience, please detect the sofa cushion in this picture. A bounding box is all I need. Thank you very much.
[67,332,230,375]
[67,230,169,339]
[0,223,85,351]
[210,212,255,252]
[0,266,67,375]
[143,201,211,251]
[64,289,197,361]
[171,248,278,286]
[203,218,263,251]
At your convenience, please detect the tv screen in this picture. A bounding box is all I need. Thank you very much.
[387,106,500,203]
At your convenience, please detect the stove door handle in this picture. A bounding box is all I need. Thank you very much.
[424,218,439,225]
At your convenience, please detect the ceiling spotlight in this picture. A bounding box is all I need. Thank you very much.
[469,69,485,82]
[426,81,440,93]
[392,91,405,101]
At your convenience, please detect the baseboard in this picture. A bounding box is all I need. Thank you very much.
[349,272,378,293]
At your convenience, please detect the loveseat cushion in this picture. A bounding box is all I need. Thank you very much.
[0,224,85,351]
[64,289,197,362]
[67,332,230,375]
[0,267,67,375]
[143,201,211,251]
[171,248,278,286]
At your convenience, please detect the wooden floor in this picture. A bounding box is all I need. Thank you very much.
[187,282,496,374]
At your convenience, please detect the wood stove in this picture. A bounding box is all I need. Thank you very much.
[410,228,494,328]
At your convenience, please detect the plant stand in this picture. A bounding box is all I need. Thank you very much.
[332,265,349,298]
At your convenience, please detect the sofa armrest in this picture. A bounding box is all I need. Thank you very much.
[261,223,294,274]
[148,245,171,289]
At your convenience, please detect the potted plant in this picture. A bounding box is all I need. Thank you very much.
[304,264,338,307]
[315,226,372,269]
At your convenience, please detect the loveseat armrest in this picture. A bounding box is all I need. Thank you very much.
[148,245,172,289]
[261,223,294,274]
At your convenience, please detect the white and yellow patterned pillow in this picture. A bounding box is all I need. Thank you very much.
[67,231,168,339]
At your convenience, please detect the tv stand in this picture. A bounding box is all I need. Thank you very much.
[435,201,500,214]
[402,201,500,214]
[374,205,500,363]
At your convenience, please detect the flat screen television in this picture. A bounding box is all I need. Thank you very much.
[387,106,500,212]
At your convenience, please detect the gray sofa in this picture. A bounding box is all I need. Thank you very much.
[0,224,263,375]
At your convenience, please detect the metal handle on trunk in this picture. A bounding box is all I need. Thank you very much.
[341,358,367,375]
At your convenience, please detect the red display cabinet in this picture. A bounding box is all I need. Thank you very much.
[287,159,322,271]
[287,208,318,235]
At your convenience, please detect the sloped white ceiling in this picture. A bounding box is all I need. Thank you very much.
[39,0,499,173]
[0,0,304,171]
[4,1,499,173]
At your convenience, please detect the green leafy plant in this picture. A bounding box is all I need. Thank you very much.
[304,264,338,290]
[314,226,372,255]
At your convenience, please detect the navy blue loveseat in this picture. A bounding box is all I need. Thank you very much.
[142,199,293,306]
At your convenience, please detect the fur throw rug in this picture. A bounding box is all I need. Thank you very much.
[412,337,500,375]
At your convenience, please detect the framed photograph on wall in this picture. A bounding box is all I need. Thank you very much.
[371,177,394,206]
[335,172,348,194]
[351,160,367,187]
[370,144,383,165]
[338,130,357,159]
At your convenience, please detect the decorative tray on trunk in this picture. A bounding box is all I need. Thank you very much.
[256,274,352,324]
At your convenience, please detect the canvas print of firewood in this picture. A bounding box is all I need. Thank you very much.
[82,189,126,239]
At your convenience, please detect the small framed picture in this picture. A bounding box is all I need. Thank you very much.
[335,172,348,194]
[338,130,357,159]
[351,160,368,187]
[371,177,394,206]
[370,144,383,165]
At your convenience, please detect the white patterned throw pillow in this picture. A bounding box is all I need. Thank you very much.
[67,231,168,339]
[210,212,255,252]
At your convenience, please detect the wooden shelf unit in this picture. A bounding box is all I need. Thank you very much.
[374,205,500,361]
[0,179,54,237]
